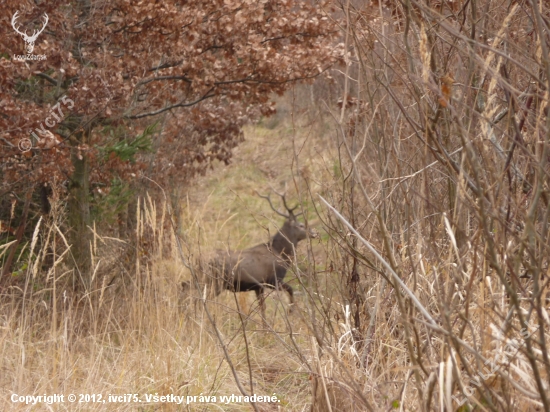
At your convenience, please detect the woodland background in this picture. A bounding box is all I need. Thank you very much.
[1,0,550,411]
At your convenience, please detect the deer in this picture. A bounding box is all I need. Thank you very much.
[182,191,317,323]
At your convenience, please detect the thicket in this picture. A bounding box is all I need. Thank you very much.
[2,1,550,411]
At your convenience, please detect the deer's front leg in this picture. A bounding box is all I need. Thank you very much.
[254,288,267,327]
[280,282,295,313]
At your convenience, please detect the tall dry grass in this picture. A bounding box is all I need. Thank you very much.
[301,1,550,410]
[0,139,331,411]
[3,1,550,410]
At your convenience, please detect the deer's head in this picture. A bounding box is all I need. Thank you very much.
[257,190,318,247]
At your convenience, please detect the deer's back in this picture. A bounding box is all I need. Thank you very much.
[210,243,288,292]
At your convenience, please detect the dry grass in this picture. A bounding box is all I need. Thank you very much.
[3,69,550,410]
[0,111,338,411]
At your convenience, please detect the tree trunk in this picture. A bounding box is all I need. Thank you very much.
[68,131,91,285]
[64,0,94,287]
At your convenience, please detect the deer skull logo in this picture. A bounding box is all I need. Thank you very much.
[11,11,49,54]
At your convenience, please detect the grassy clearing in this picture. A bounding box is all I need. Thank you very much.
[4,84,547,411]
[1,112,336,411]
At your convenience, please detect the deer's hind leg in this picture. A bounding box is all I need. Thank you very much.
[280,282,295,312]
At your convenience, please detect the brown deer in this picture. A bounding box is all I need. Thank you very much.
[183,192,316,322]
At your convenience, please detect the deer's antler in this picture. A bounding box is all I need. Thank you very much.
[255,190,290,218]
[256,188,303,218]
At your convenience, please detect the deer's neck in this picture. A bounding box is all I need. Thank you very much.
[270,231,295,259]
